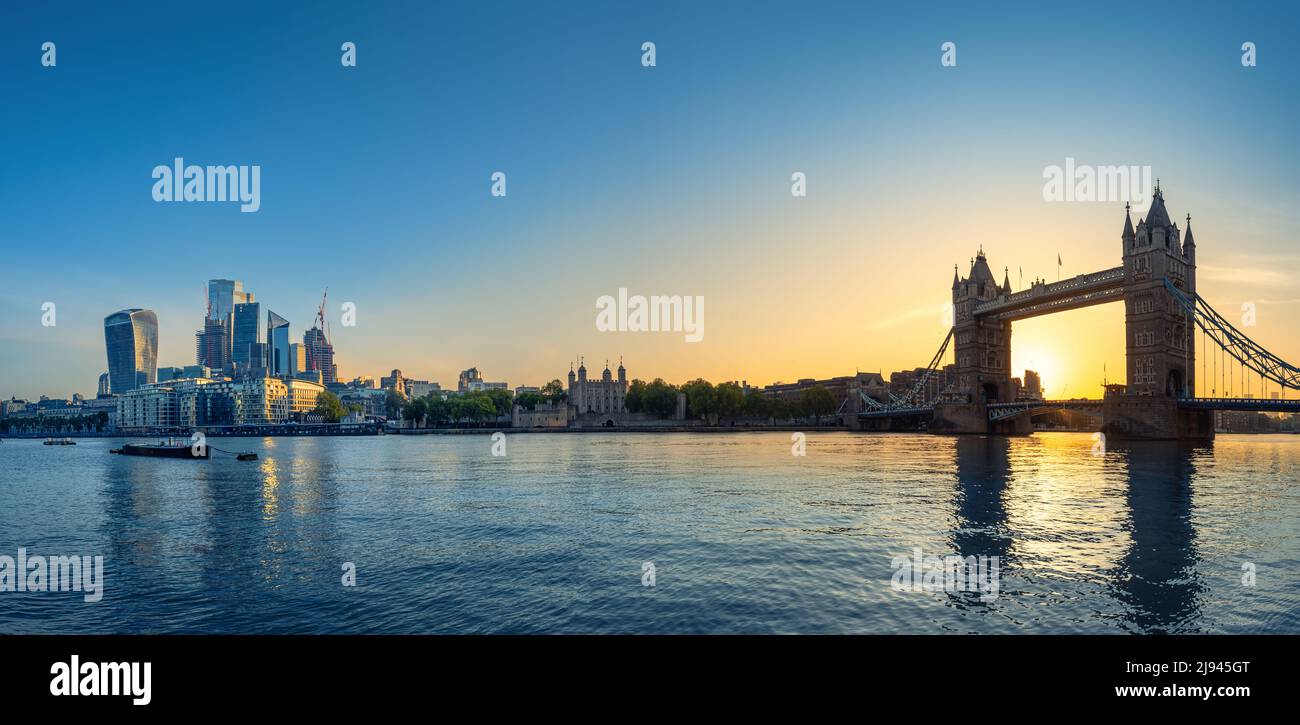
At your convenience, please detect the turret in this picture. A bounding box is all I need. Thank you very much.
[966,247,997,300]
[1122,202,1135,251]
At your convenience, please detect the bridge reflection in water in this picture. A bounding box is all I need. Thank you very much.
[949,435,1203,633]
[1109,441,1203,633]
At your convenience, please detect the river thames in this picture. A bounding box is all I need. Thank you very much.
[1,432,1296,634]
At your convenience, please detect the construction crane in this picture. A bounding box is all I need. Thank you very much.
[314,287,330,343]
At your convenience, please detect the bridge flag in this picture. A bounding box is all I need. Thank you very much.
[1057,253,1062,280]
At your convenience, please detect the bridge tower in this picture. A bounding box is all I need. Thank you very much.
[952,249,1014,404]
[1120,183,1196,398]
[1105,184,1213,439]
[930,249,1020,433]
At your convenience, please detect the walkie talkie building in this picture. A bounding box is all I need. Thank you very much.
[103,308,158,394]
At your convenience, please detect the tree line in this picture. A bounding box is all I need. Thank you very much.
[312,377,840,428]
[626,378,837,424]
[0,411,110,434]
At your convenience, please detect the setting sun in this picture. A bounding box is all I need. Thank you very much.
[1011,305,1126,400]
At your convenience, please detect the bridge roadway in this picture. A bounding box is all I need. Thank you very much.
[972,267,1125,321]
[1176,397,1300,413]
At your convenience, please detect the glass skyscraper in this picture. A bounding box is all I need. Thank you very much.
[199,279,252,374]
[267,310,290,377]
[104,309,158,394]
[207,279,251,322]
[232,301,263,373]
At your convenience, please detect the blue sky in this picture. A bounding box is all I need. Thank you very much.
[2,0,1298,399]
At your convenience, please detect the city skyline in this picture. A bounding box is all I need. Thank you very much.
[3,0,1300,669]
[2,1,1299,400]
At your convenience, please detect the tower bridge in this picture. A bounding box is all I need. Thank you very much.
[860,183,1300,440]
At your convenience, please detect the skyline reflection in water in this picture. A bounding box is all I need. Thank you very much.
[0,432,1295,634]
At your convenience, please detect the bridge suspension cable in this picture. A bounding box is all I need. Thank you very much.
[1164,278,1300,393]
[859,328,954,412]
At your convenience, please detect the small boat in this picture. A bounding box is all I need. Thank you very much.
[236,453,258,461]
[110,439,209,459]
[44,437,76,446]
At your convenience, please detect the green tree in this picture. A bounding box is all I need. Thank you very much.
[448,394,496,425]
[682,379,717,422]
[466,394,496,423]
[485,388,514,417]
[643,378,679,418]
[314,390,346,423]
[715,382,744,422]
[769,397,792,422]
[540,379,567,404]
[384,389,406,419]
[801,385,835,424]
[515,391,543,411]
[424,395,450,427]
[743,391,771,420]
[625,379,647,413]
[402,397,428,428]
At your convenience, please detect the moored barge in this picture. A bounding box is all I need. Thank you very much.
[110,440,209,459]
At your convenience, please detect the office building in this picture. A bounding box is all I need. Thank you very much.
[458,367,507,392]
[197,280,252,373]
[765,371,891,416]
[407,380,439,398]
[118,377,325,429]
[267,310,290,377]
[303,326,337,384]
[381,369,407,394]
[104,308,159,394]
[157,366,184,382]
[207,279,253,322]
[232,301,264,373]
[182,365,211,379]
[195,316,230,372]
[288,343,307,377]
